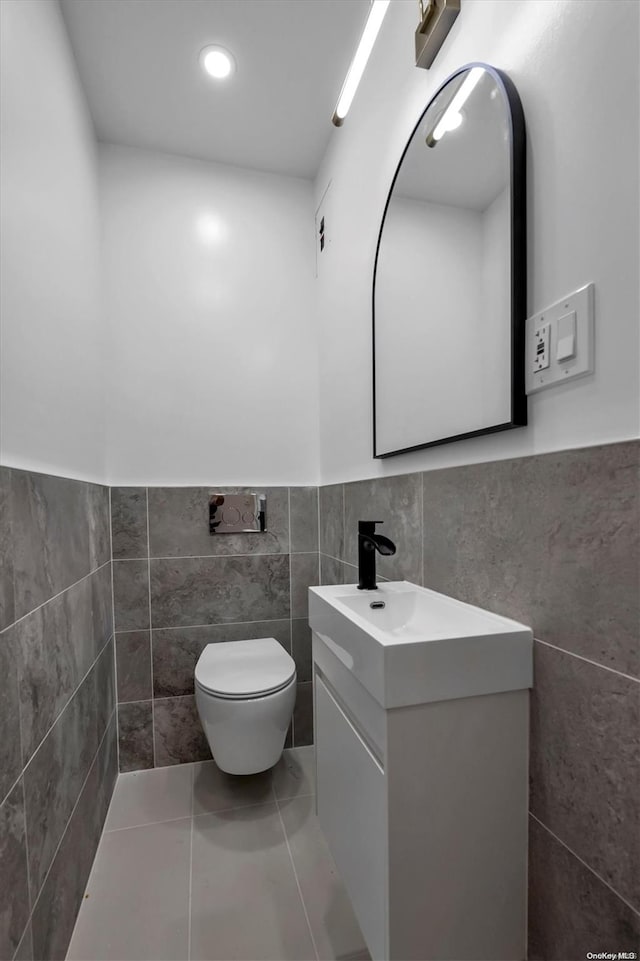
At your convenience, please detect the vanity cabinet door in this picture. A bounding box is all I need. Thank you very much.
[315,675,387,959]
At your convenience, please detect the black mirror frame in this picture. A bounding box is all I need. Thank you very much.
[372,62,527,459]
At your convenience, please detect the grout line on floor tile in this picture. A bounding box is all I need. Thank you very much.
[272,790,315,803]
[65,828,107,956]
[192,799,277,821]
[272,783,319,961]
[104,814,193,834]
[116,759,198,777]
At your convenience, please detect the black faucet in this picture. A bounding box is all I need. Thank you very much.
[357,520,396,591]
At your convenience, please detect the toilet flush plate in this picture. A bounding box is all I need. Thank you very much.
[208,492,267,533]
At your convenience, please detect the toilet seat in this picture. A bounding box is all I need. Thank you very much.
[195,637,296,700]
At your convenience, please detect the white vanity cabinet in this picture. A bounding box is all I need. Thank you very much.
[315,676,388,955]
[310,582,533,961]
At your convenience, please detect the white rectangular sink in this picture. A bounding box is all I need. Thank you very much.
[309,581,533,708]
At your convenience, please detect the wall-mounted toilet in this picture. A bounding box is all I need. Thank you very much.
[195,637,296,775]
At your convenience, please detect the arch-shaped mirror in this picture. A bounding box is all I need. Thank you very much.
[373,63,526,457]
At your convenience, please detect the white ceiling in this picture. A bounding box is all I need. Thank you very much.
[59,0,370,180]
[393,70,510,211]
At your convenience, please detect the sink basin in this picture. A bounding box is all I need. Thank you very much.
[309,581,532,708]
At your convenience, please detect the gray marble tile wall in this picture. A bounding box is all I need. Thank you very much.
[111,486,319,772]
[0,468,117,961]
[319,440,640,960]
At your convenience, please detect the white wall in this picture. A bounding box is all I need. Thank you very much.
[99,144,318,485]
[315,0,640,483]
[0,0,104,482]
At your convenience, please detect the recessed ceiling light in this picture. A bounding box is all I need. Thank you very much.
[200,45,235,80]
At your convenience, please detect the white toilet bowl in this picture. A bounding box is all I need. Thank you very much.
[195,637,296,775]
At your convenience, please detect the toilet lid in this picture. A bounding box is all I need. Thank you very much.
[195,638,296,698]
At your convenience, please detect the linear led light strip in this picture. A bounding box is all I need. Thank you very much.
[332,0,391,126]
[431,66,485,141]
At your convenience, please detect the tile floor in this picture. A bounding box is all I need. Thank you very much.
[66,747,369,961]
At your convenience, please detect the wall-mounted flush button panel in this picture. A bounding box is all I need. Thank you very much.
[209,493,266,534]
[526,283,594,394]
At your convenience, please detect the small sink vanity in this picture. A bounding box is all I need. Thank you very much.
[313,48,534,961]
[309,581,533,961]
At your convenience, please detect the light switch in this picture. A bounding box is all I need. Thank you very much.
[525,283,594,395]
[556,311,576,362]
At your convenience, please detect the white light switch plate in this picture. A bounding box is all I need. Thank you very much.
[525,283,594,394]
